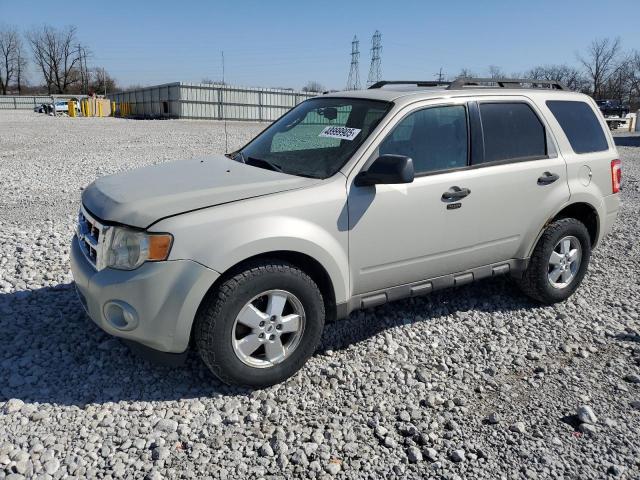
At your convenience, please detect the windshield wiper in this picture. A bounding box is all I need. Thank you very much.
[226,151,246,163]
[246,157,283,173]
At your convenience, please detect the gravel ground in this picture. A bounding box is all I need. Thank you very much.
[1,110,639,479]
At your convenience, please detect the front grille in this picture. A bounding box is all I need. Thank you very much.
[77,206,107,270]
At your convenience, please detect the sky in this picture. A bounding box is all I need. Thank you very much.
[1,0,639,91]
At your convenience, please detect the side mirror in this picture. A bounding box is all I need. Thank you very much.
[354,154,415,187]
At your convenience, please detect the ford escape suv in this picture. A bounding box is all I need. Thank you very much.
[71,78,621,387]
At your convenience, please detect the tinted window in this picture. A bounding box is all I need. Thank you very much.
[379,105,468,174]
[546,100,608,154]
[478,103,546,163]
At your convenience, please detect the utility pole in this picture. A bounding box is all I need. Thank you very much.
[83,48,88,93]
[366,30,382,87]
[346,35,361,90]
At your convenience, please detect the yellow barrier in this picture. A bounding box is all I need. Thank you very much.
[111,101,116,117]
[97,102,103,117]
[68,100,76,117]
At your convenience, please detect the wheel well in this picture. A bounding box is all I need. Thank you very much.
[194,251,338,342]
[552,202,599,247]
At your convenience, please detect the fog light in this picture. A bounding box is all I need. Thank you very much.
[103,300,139,331]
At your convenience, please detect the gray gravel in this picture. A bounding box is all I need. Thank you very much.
[1,110,639,479]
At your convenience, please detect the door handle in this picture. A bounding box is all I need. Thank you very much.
[442,186,471,201]
[537,172,559,185]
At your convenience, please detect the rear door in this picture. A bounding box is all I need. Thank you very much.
[462,98,571,260]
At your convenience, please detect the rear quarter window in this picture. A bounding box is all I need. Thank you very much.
[546,100,609,154]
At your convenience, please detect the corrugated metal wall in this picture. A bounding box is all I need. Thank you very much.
[107,82,316,121]
[0,95,83,110]
[108,83,181,118]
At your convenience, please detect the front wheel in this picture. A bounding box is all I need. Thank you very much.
[516,218,591,304]
[194,260,325,387]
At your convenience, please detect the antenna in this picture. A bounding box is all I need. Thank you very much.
[346,35,361,90]
[366,30,382,87]
[222,51,228,153]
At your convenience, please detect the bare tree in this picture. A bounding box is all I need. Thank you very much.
[526,64,588,91]
[578,37,622,98]
[629,51,640,108]
[90,67,117,95]
[488,65,505,79]
[0,26,20,95]
[27,25,81,94]
[302,80,325,92]
[455,68,476,79]
[14,35,27,94]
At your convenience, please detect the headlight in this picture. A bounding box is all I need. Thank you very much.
[105,227,173,270]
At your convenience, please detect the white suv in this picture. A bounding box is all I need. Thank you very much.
[71,78,621,387]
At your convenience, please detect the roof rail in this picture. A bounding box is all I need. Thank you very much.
[447,77,567,91]
[368,80,451,89]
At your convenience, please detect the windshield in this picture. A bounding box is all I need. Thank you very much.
[236,97,392,179]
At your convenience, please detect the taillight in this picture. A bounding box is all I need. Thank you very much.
[611,159,621,193]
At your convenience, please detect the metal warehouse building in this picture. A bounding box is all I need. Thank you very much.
[107,82,317,121]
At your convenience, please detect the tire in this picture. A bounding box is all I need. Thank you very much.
[516,218,591,304]
[194,260,325,388]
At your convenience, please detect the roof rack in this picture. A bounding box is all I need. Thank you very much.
[447,77,567,91]
[368,80,451,89]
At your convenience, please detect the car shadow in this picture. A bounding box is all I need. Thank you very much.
[0,277,536,406]
[317,276,536,354]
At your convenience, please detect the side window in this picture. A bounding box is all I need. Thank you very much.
[478,103,547,163]
[379,105,468,174]
[546,100,609,154]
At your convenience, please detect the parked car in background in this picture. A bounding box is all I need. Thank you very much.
[71,77,621,387]
[50,100,81,114]
[596,99,630,118]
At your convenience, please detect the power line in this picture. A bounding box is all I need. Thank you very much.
[366,30,382,87]
[346,35,360,90]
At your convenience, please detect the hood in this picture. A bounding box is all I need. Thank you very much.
[82,154,320,228]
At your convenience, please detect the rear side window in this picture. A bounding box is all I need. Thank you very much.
[478,103,547,163]
[546,100,609,154]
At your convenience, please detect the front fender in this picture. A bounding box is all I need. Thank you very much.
[152,180,350,304]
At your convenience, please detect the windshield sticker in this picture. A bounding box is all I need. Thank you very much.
[318,126,361,141]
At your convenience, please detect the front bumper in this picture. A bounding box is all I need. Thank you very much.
[70,235,219,353]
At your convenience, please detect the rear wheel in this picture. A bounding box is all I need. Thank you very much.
[195,260,325,387]
[516,218,591,304]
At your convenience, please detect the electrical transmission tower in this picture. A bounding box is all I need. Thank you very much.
[366,30,382,87]
[346,36,361,90]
